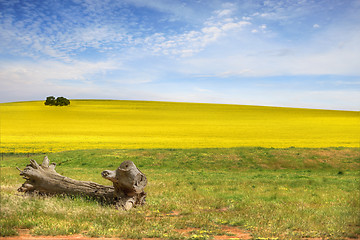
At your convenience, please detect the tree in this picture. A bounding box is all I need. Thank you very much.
[44,96,70,106]
[44,96,56,105]
[55,97,70,106]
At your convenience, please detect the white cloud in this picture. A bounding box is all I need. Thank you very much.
[0,60,119,87]
[215,9,233,17]
[313,24,320,28]
[136,5,251,57]
[0,58,159,103]
[222,21,251,31]
[173,28,360,78]
[0,1,132,62]
[255,0,320,21]
[260,24,267,29]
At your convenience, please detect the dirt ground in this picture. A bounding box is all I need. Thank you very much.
[0,227,252,240]
[174,226,252,239]
[1,228,359,240]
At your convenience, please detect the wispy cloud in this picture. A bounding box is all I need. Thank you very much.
[0,0,249,60]
[119,3,251,57]
[0,1,132,61]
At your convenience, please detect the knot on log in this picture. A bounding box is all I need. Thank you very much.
[17,156,147,211]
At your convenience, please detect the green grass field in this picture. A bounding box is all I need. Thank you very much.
[1,148,359,239]
[1,100,359,153]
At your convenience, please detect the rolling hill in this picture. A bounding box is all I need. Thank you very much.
[0,100,358,153]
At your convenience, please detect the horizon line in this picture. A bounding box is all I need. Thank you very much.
[1,98,358,112]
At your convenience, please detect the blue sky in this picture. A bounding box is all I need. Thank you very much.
[0,0,359,110]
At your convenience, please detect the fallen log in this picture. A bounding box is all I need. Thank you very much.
[17,156,147,210]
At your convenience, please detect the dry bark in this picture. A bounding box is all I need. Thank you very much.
[17,156,147,210]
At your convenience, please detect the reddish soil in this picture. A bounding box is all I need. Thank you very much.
[1,228,358,240]
[1,227,252,240]
[174,226,252,239]
[214,226,252,239]
[0,229,114,240]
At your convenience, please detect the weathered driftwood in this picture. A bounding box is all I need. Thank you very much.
[17,156,147,210]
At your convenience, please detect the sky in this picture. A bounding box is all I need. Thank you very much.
[0,0,360,110]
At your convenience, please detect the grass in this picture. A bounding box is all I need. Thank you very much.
[1,100,359,153]
[1,147,359,239]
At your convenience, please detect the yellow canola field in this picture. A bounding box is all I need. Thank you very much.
[0,100,359,153]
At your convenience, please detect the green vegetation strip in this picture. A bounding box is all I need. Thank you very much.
[1,147,359,239]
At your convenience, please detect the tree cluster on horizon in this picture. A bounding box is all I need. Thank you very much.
[44,96,70,106]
